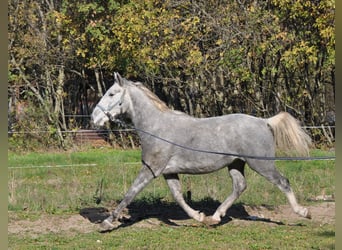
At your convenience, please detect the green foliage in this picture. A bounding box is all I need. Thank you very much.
[8,103,64,152]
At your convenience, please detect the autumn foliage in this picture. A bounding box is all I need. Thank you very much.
[8,0,335,149]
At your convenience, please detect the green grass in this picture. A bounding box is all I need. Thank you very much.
[8,222,335,249]
[8,149,144,212]
[8,149,335,249]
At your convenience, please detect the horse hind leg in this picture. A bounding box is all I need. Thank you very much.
[285,185,311,219]
[164,174,206,223]
[277,176,311,218]
[248,159,311,219]
[206,160,247,225]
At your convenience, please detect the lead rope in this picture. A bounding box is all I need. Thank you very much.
[108,120,335,161]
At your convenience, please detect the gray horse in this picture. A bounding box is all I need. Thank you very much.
[91,73,312,232]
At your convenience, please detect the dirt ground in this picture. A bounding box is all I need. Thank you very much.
[8,200,335,237]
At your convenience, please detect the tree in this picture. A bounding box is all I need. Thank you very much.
[9,0,69,148]
[8,0,335,150]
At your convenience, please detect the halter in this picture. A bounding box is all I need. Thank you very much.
[96,89,126,121]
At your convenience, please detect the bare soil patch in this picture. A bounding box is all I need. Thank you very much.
[8,200,334,237]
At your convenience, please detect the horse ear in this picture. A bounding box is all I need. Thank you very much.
[114,72,124,86]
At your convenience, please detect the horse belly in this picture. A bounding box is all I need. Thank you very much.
[162,155,233,175]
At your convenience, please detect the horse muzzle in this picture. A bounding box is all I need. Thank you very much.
[91,106,109,127]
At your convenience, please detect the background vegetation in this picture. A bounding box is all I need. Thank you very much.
[8,0,335,150]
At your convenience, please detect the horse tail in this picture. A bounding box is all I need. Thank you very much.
[267,112,312,156]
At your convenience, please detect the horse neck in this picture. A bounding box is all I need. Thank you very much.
[127,86,166,131]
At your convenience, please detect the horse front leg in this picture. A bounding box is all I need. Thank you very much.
[208,167,247,225]
[100,165,155,232]
[164,174,206,223]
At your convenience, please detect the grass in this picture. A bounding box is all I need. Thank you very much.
[8,148,335,249]
[8,222,335,249]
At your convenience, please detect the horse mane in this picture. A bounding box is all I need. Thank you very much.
[134,82,170,112]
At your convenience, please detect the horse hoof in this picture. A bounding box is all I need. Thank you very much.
[98,219,116,233]
[202,216,220,226]
[298,207,311,219]
[196,212,206,222]
[305,209,312,219]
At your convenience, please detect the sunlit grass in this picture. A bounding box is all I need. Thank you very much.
[8,149,334,212]
[8,148,335,249]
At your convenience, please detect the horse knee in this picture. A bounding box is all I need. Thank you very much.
[237,178,247,195]
[278,176,291,193]
[262,170,291,193]
[230,169,247,195]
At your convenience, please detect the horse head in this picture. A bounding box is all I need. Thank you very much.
[91,72,131,127]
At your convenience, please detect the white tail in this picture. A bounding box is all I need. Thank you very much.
[267,112,312,156]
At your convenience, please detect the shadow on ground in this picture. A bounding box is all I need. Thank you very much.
[80,197,285,229]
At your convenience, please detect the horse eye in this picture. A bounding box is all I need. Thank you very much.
[109,93,114,97]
